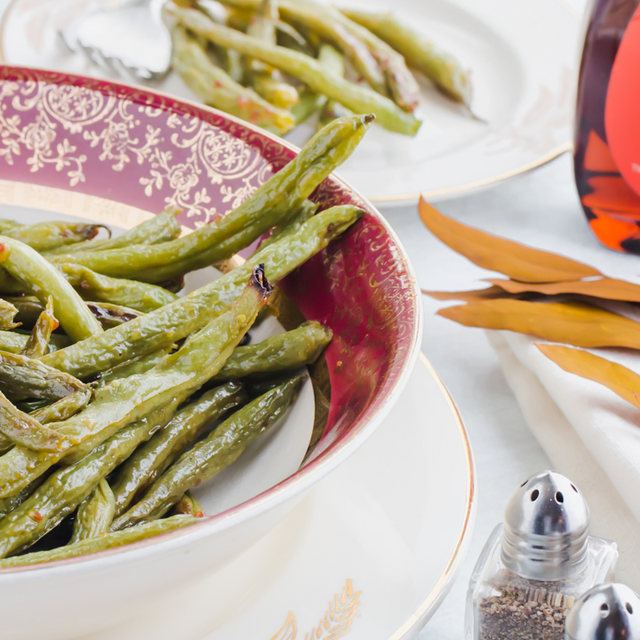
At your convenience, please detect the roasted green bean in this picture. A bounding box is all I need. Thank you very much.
[169,6,420,135]
[0,330,69,355]
[258,199,318,251]
[173,491,205,518]
[113,376,303,529]
[172,26,295,135]
[29,387,94,425]
[3,221,103,253]
[45,207,182,256]
[0,237,103,342]
[85,302,143,329]
[318,47,351,127]
[212,321,331,380]
[245,0,300,110]
[0,391,69,453]
[0,516,197,566]
[0,477,46,520]
[111,381,246,516]
[341,10,472,106]
[0,266,272,498]
[69,479,116,543]
[51,115,370,283]
[291,43,343,124]
[41,205,363,379]
[0,402,181,556]
[96,348,174,388]
[22,296,57,358]
[0,298,18,330]
[0,351,85,403]
[59,263,178,312]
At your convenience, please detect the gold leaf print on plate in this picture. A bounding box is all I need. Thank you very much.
[269,580,362,640]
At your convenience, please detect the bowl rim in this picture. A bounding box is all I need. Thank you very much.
[0,65,423,576]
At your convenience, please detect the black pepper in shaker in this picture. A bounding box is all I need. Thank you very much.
[465,471,619,640]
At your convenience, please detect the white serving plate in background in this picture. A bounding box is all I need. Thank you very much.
[0,0,579,205]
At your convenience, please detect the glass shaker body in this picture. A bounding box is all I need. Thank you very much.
[465,524,618,640]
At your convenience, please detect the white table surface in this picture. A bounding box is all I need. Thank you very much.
[0,1,604,638]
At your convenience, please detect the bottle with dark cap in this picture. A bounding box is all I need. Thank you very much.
[465,471,618,640]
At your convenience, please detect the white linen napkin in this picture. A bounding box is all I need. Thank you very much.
[488,330,640,591]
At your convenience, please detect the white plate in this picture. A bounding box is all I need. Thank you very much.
[81,354,476,640]
[0,0,579,206]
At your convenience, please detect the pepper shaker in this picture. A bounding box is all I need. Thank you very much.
[465,471,619,640]
[565,583,640,639]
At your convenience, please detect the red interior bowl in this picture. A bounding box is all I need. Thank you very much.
[0,66,422,559]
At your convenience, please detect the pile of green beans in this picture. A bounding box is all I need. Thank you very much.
[0,115,368,566]
[163,0,474,138]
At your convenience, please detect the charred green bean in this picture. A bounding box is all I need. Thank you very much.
[111,381,247,516]
[0,331,69,355]
[3,221,103,253]
[29,387,94,425]
[113,376,303,529]
[41,205,363,379]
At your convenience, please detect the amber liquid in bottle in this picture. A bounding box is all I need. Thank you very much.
[574,0,640,253]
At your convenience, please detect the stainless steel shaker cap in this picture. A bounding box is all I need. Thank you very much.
[501,470,590,581]
[565,583,640,640]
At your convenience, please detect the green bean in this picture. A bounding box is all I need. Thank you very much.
[170,6,420,134]
[113,376,303,530]
[172,26,295,135]
[41,205,363,379]
[111,381,247,516]
[69,479,116,543]
[0,237,102,342]
[0,402,180,556]
[0,391,69,453]
[0,516,197,566]
[22,296,57,358]
[212,321,331,381]
[59,263,178,312]
[341,10,472,106]
[0,267,272,498]
[291,43,343,124]
[318,48,351,127]
[0,330,69,355]
[0,298,18,330]
[8,296,143,330]
[48,114,370,284]
[246,0,299,110]
[0,477,45,520]
[29,387,94,425]
[96,348,173,388]
[45,207,182,256]
[217,45,244,82]
[0,351,85,403]
[173,491,205,518]
[3,221,104,253]
[0,220,20,233]
[85,302,143,329]
[258,199,318,251]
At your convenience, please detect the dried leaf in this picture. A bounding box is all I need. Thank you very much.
[438,299,640,349]
[537,344,640,411]
[487,276,640,303]
[422,285,509,302]
[418,197,600,283]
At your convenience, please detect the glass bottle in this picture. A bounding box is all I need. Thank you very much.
[466,471,618,640]
[574,0,640,253]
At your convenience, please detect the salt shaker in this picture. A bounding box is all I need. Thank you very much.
[465,471,619,640]
[565,583,640,639]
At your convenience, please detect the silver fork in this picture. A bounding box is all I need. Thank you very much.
[59,0,173,83]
